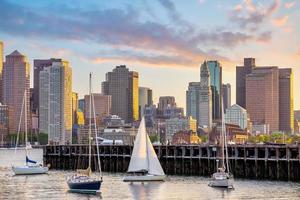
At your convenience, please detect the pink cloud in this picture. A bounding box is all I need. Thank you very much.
[272,15,289,26]
[285,2,295,9]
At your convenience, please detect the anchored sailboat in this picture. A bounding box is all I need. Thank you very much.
[67,73,103,194]
[12,91,49,175]
[209,100,234,189]
[123,117,166,182]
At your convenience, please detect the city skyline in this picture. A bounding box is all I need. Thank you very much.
[0,0,299,110]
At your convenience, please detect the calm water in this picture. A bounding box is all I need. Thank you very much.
[0,149,300,200]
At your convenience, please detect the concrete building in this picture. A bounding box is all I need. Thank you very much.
[199,61,212,129]
[206,61,222,120]
[222,83,231,112]
[144,105,157,127]
[279,69,294,133]
[100,125,137,145]
[78,99,85,114]
[246,67,279,133]
[252,123,270,135]
[162,106,184,119]
[3,50,30,134]
[0,104,9,145]
[172,130,201,145]
[158,96,176,112]
[102,65,138,123]
[186,82,201,124]
[225,104,249,130]
[138,87,153,119]
[165,116,197,142]
[0,41,3,103]
[72,92,78,125]
[39,60,72,144]
[84,93,111,125]
[236,58,256,108]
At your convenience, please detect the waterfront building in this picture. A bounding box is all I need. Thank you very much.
[165,116,197,142]
[3,50,30,134]
[102,65,138,123]
[172,130,201,145]
[138,87,153,119]
[186,82,201,124]
[252,123,270,135]
[199,61,212,129]
[225,104,249,130]
[0,41,3,103]
[0,104,9,145]
[77,125,99,144]
[279,69,294,133]
[222,83,231,112]
[84,93,111,126]
[102,115,125,127]
[100,125,137,145]
[206,61,222,120]
[236,58,256,108]
[39,60,72,144]
[246,67,279,133]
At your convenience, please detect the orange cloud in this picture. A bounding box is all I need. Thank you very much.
[285,2,295,9]
[272,16,289,27]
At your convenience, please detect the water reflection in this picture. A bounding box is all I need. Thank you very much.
[128,182,163,200]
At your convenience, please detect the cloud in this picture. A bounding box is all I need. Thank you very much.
[256,31,272,42]
[284,2,295,9]
[272,16,289,27]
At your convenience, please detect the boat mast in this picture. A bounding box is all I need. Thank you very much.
[24,89,28,157]
[15,90,25,154]
[88,73,92,172]
[220,105,225,171]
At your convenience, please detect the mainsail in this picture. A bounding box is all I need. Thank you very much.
[127,117,165,176]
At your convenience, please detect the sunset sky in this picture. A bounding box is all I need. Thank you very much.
[0,0,299,109]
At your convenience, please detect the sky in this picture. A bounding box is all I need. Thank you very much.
[0,0,299,110]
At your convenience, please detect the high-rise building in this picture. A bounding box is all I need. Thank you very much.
[236,58,256,108]
[84,93,111,125]
[199,61,212,129]
[3,50,30,134]
[78,99,85,113]
[225,104,249,130]
[0,41,3,103]
[72,92,78,125]
[206,61,222,120]
[186,82,201,123]
[222,83,231,112]
[158,96,176,111]
[102,65,138,123]
[246,67,279,133]
[0,104,9,145]
[39,60,72,144]
[33,58,62,114]
[138,87,152,119]
[279,68,294,133]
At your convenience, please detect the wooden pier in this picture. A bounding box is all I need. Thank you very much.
[43,144,300,181]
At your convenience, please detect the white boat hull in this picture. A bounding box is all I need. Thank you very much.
[209,178,234,188]
[12,165,49,175]
[123,174,166,182]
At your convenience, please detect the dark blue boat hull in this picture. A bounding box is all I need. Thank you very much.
[68,180,102,191]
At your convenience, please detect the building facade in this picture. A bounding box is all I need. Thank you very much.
[39,60,72,144]
[225,104,248,130]
[138,87,153,119]
[3,50,30,134]
[186,82,201,124]
[199,61,212,129]
[222,83,231,112]
[102,65,139,123]
[0,41,3,103]
[158,96,176,112]
[0,104,9,145]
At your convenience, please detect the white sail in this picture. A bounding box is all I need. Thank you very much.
[146,133,165,175]
[127,117,148,172]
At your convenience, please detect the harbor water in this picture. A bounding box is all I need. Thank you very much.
[0,149,300,200]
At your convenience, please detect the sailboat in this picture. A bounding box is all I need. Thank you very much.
[12,91,49,175]
[67,73,103,194]
[123,117,166,182]
[208,100,234,188]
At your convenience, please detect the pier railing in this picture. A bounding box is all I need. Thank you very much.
[42,144,300,181]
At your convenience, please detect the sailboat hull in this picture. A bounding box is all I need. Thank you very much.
[12,165,49,175]
[123,174,166,182]
[209,178,234,188]
[67,177,102,194]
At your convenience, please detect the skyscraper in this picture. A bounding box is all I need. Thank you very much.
[246,67,279,133]
[158,96,176,111]
[3,50,30,134]
[206,61,222,120]
[186,82,201,123]
[39,60,72,144]
[199,61,212,129]
[72,92,78,125]
[222,83,231,112]
[139,87,153,119]
[279,68,294,133]
[236,58,256,108]
[102,65,139,123]
[0,41,3,103]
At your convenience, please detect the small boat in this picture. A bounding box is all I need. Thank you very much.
[67,73,103,194]
[12,91,49,175]
[123,117,166,182]
[209,100,234,189]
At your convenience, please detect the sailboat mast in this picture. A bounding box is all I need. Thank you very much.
[24,90,28,156]
[88,73,92,171]
[221,109,225,171]
[15,90,25,154]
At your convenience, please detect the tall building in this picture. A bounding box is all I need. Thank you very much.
[199,61,212,129]
[33,59,62,114]
[246,67,279,133]
[222,83,231,112]
[0,104,9,145]
[138,87,153,119]
[84,93,111,125]
[3,50,30,134]
[225,104,249,130]
[186,82,201,123]
[39,60,72,144]
[0,41,3,103]
[158,96,176,111]
[102,65,138,123]
[236,58,256,108]
[72,92,78,125]
[206,61,222,120]
[78,99,85,113]
[279,68,294,133]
